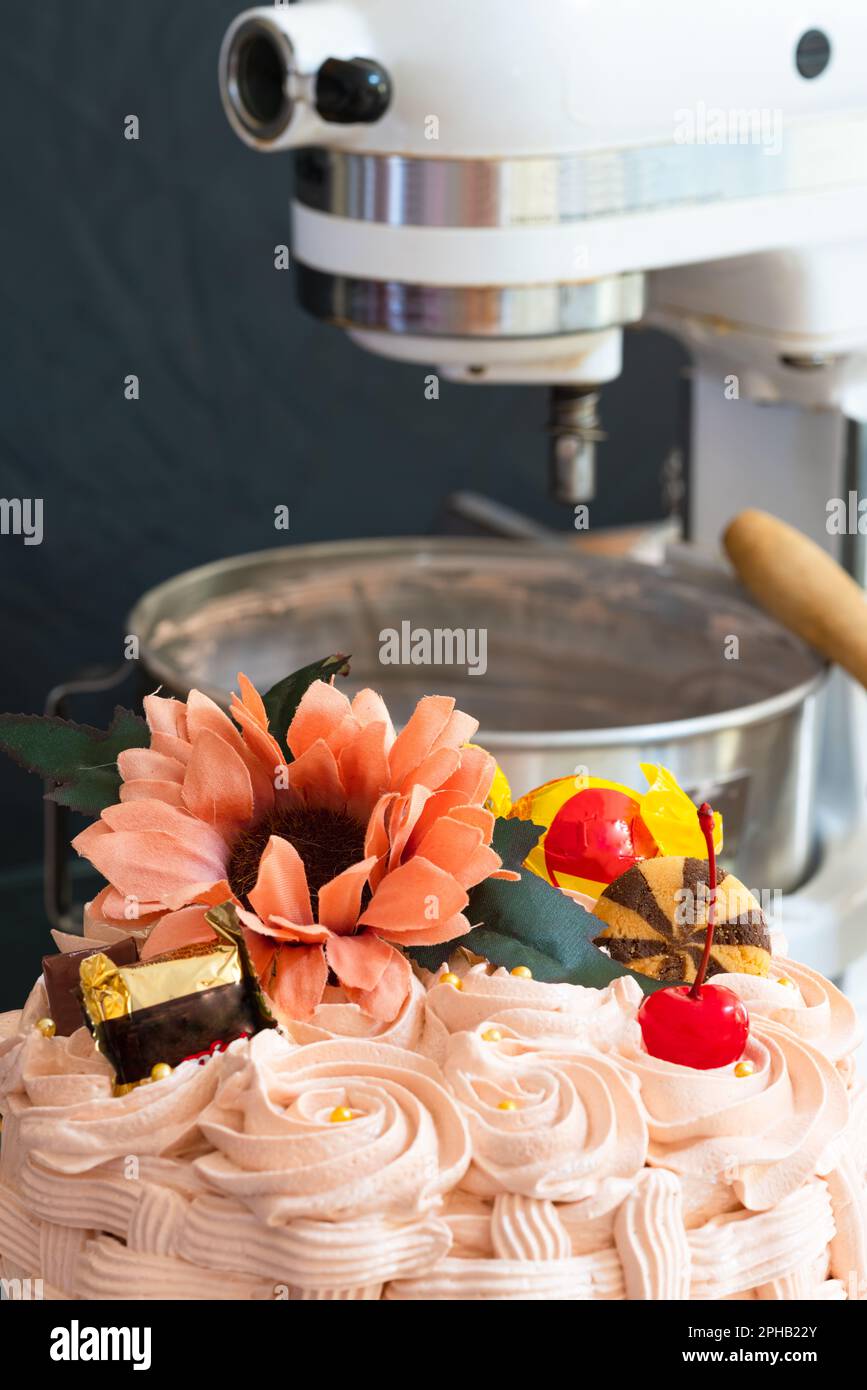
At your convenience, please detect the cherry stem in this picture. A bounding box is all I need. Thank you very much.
[691,802,717,999]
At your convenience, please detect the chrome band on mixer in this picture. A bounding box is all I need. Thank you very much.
[293,121,867,229]
[294,266,645,338]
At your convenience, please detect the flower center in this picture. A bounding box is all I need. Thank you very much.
[227,805,368,918]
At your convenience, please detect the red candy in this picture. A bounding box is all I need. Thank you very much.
[543,787,657,888]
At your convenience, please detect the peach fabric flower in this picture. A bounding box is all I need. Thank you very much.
[72,675,514,1023]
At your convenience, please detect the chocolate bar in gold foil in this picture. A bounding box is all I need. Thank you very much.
[79,908,275,1086]
[42,937,139,1037]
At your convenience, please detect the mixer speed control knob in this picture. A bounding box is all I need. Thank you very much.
[315,57,392,125]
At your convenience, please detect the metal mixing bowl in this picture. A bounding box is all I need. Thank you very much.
[128,538,826,892]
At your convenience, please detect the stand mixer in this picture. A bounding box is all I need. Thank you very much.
[217,1,867,995]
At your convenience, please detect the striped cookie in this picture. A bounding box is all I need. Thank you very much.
[592,856,771,983]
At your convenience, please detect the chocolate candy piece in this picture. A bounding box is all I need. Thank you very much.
[593,856,771,983]
[79,941,243,1025]
[41,937,139,1037]
[95,980,268,1086]
[79,906,276,1085]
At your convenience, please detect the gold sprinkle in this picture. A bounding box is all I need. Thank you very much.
[329,1105,354,1123]
[150,1062,173,1082]
[777,976,794,988]
[440,972,463,990]
[35,1018,56,1039]
[510,965,533,979]
[734,1060,755,1078]
[482,1028,502,1043]
[498,1099,518,1111]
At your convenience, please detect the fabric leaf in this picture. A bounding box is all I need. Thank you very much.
[0,706,149,817]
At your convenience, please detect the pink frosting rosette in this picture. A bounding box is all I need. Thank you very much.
[714,957,862,1076]
[441,1028,647,1201]
[616,1015,850,1210]
[422,959,642,1062]
[195,1033,470,1225]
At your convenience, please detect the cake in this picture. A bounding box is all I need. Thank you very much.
[0,664,865,1300]
[1,950,865,1300]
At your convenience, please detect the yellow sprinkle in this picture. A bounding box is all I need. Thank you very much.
[510,965,533,979]
[777,976,794,988]
[329,1106,354,1123]
[498,1099,519,1111]
[440,972,463,990]
[482,1028,502,1043]
[35,1018,56,1038]
[150,1062,173,1082]
[734,1060,755,1078]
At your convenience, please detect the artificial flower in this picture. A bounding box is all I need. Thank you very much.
[73,674,514,1022]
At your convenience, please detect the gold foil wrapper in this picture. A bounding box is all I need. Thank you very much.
[79,941,243,1027]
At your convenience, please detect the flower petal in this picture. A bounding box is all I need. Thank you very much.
[283,739,347,811]
[399,746,460,796]
[236,672,268,729]
[388,695,455,789]
[149,732,192,766]
[415,815,484,878]
[118,748,185,785]
[100,799,229,867]
[389,910,473,947]
[387,785,431,870]
[337,720,391,821]
[364,792,397,891]
[403,790,471,857]
[286,680,356,760]
[182,728,254,838]
[440,745,496,805]
[342,945,412,1022]
[359,856,468,933]
[351,689,396,745]
[325,930,393,992]
[143,693,188,741]
[317,856,378,933]
[270,944,329,1019]
[140,906,217,960]
[248,835,313,927]
[432,710,479,752]
[77,829,224,907]
[236,907,328,944]
[242,926,276,980]
[119,779,186,808]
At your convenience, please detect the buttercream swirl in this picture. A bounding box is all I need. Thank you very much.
[615,1016,850,1210]
[195,1033,470,1224]
[716,957,862,1076]
[422,959,641,1062]
[442,1028,647,1200]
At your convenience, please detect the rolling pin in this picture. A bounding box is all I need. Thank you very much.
[723,509,867,686]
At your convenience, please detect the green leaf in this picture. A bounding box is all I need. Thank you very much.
[408,815,670,996]
[0,706,149,817]
[262,654,352,759]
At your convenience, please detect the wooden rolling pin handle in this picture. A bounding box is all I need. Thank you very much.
[723,509,867,689]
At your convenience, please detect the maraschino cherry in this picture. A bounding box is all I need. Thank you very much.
[637,802,749,1070]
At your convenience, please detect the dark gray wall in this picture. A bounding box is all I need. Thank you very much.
[0,3,686,1002]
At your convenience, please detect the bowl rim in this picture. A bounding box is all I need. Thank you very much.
[127,536,828,746]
